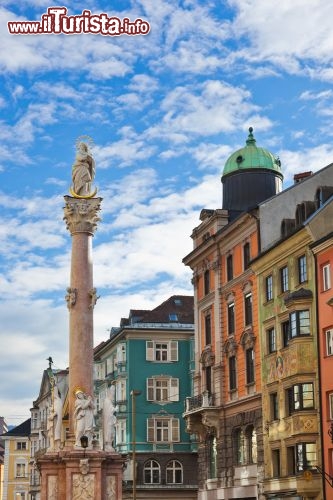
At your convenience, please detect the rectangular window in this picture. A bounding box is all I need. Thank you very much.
[287,446,296,475]
[287,383,314,414]
[280,266,289,293]
[227,254,233,281]
[298,255,307,283]
[16,463,26,477]
[204,269,210,295]
[16,442,27,450]
[246,348,255,384]
[233,429,243,465]
[228,303,235,335]
[115,379,127,403]
[296,443,317,471]
[147,417,180,443]
[244,293,252,325]
[205,314,212,345]
[146,340,178,362]
[290,310,310,338]
[329,393,333,420]
[265,275,273,301]
[323,264,331,291]
[116,419,126,444]
[270,392,279,420]
[147,377,179,402]
[326,329,333,355]
[267,327,276,353]
[282,320,290,347]
[229,356,237,391]
[272,449,281,477]
[243,242,251,270]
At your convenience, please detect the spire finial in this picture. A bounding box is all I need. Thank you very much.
[246,126,256,145]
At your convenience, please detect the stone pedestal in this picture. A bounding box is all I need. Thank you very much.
[38,450,124,500]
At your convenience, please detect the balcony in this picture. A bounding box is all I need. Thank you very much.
[184,391,215,412]
[183,391,219,440]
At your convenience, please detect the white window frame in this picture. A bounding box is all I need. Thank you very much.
[117,343,126,363]
[329,393,333,420]
[15,461,27,478]
[116,419,126,444]
[326,329,333,356]
[116,378,127,402]
[147,417,180,443]
[323,264,331,291]
[144,460,161,484]
[146,340,178,362]
[106,357,113,375]
[147,377,179,402]
[16,441,27,450]
[166,460,183,484]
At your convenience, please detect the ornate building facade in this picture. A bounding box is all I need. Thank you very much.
[183,128,283,500]
[94,295,198,500]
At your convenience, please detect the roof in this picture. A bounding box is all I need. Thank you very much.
[132,295,194,324]
[222,127,283,178]
[1,418,31,438]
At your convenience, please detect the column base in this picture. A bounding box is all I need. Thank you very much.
[37,449,125,500]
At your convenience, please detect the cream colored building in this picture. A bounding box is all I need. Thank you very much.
[2,419,31,500]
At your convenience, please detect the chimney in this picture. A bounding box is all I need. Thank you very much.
[293,171,313,184]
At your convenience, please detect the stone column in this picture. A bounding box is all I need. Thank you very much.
[63,196,102,441]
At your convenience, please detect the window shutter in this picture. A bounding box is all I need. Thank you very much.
[171,418,180,442]
[147,418,155,442]
[170,341,178,361]
[147,378,154,401]
[146,341,154,361]
[169,378,179,401]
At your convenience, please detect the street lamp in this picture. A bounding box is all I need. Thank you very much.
[131,389,141,500]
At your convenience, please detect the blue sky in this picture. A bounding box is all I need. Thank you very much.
[1,0,333,426]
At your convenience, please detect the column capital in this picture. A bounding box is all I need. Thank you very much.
[63,196,102,235]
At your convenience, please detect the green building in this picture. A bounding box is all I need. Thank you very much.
[94,295,198,500]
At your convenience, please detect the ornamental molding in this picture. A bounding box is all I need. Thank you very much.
[65,287,77,309]
[240,330,256,350]
[200,347,215,367]
[63,196,102,235]
[223,337,238,357]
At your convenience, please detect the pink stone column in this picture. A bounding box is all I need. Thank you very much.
[63,196,102,440]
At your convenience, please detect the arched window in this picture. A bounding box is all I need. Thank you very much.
[166,460,183,484]
[144,460,160,484]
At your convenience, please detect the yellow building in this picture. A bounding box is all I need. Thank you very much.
[2,419,31,500]
[252,191,329,498]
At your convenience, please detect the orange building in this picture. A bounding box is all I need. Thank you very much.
[311,216,333,499]
[183,128,283,500]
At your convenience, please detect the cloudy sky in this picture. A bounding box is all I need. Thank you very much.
[1,0,333,426]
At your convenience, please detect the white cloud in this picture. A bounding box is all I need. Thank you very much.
[95,129,156,168]
[280,144,333,183]
[230,0,333,75]
[147,80,262,139]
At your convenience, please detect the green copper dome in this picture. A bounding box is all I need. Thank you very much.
[222,127,283,178]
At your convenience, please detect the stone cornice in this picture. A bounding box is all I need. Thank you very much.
[63,196,102,235]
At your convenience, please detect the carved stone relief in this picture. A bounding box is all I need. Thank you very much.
[72,473,95,500]
[47,475,58,500]
[105,476,117,500]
